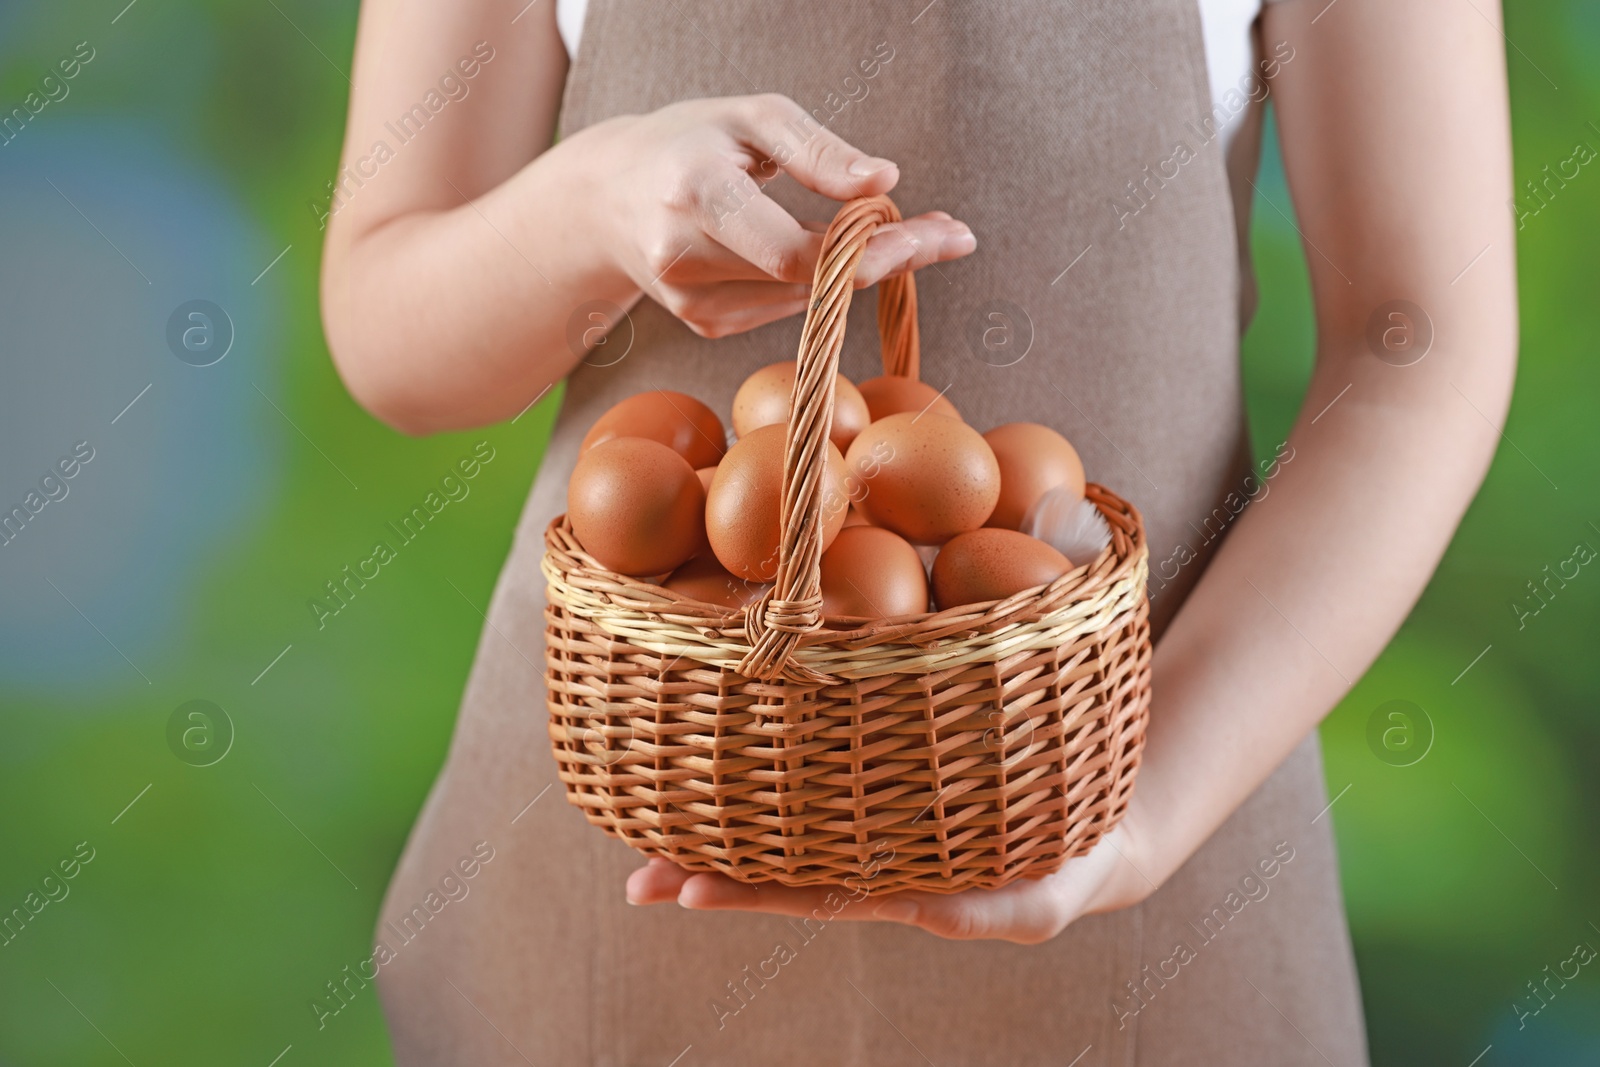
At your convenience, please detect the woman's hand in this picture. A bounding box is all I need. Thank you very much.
[573,93,976,339]
[625,816,1156,946]
[324,0,974,433]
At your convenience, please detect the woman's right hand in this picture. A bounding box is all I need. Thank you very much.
[570,93,977,339]
[325,0,973,433]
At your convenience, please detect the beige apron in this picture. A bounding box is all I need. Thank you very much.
[375,3,1369,1064]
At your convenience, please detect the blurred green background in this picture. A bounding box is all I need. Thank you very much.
[1,1,1595,1064]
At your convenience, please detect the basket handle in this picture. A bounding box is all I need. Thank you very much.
[738,195,920,682]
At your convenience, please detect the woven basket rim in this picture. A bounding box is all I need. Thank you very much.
[547,480,1143,633]
[543,482,1148,681]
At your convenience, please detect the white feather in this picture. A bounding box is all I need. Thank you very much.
[1024,487,1111,565]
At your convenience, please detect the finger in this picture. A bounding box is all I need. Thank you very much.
[627,858,695,905]
[675,870,1075,947]
[870,877,1067,944]
[729,94,900,201]
[853,218,976,288]
[703,197,973,288]
[793,213,972,286]
[679,171,821,282]
[696,177,827,283]
[679,869,1070,944]
[790,209,940,230]
[645,227,790,285]
[677,872,881,916]
[654,279,811,338]
[798,210,953,237]
[703,295,811,336]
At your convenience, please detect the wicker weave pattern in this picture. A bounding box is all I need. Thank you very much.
[542,196,1153,892]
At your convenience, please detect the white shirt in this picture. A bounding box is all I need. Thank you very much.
[556,0,1276,156]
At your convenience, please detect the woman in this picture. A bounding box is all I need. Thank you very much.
[321,0,1516,1062]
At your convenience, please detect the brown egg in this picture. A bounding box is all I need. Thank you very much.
[931,529,1073,609]
[706,424,849,582]
[845,413,1000,544]
[820,526,929,619]
[664,555,768,610]
[731,360,871,453]
[857,375,961,423]
[983,423,1086,531]
[580,390,726,470]
[568,438,705,576]
[691,466,719,554]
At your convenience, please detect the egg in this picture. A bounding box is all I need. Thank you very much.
[731,360,871,453]
[820,526,929,619]
[843,505,871,528]
[691,466,720,554]
[857,375,961,423]
[580,390,727,470]
[705,424,849,582]
[568,438,705,576]
[931,528,1073,609]
[844,413,1000,544]
[983,423,1086,531]
[664,554,768,609]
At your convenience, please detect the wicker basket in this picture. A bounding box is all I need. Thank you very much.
[543,196,1152,894]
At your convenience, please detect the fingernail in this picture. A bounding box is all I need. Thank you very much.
[849,156,896,177]
[940,228,977,257]
[874,900,918,924]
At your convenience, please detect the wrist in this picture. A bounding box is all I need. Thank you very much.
[522,119,642,305]
[552,116,644,294]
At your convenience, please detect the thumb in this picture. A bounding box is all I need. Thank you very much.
[731,94,899,201]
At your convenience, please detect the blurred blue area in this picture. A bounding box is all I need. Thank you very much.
[0,121,279,693]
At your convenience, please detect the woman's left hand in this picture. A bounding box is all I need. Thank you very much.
[625,814,1158,945]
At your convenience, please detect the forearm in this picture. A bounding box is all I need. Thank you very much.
[1116,0,1523,891]
[1130,332,1514,885]
[321,132,639,435]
